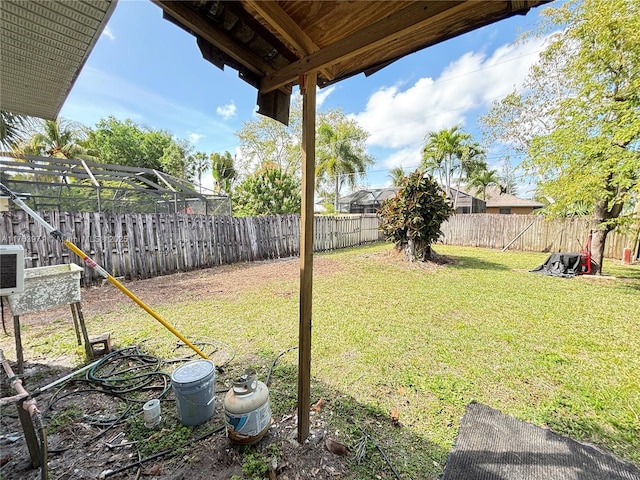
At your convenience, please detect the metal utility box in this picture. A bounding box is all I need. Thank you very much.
[0,245,25,295]
[6,263,83,315]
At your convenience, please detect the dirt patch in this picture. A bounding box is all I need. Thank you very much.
[3,256,345,330]
[362,246,456,272]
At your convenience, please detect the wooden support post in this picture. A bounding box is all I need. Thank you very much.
[16,401,41,468]
[72,302,93,360]
[70,303,82,345]
[298,71,317,443]
[1,350,41,468]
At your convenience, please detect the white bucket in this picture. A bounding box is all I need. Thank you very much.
[143,399,161,428]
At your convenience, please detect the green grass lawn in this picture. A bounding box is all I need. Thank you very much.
[5,243,639,479]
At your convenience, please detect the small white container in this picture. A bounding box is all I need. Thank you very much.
[143,399,161,428]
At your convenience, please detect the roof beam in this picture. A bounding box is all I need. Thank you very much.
[153,1,276,77]
[245,0,334,80]
[260,1,465,93]
[81,159,100,188]
[153,170,178,192]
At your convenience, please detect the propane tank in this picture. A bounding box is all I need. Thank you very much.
[223,368,271,444]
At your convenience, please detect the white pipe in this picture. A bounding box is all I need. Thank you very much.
[36,358,103,393]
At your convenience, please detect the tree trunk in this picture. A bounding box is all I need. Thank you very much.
[590,228,610,275]
[591,196,625,275]
[333,173,340,212]
[453,166,463,210]
[403,238,432,262]
[444,155,452,198]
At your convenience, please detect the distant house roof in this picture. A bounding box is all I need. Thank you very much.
[472,186,544,208]
[448,187,485,208]
[340,187,487,207]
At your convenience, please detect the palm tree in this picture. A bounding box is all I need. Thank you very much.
[421,126,486,209]
[0,111,34,151]
[421,125,469,198]
[454,140,486,207]
[191,151,209,193]
[315,122,373,211]
[210,151,237,195]
[467,168,500,200]
[9,118,88,210]
[388,166,407,187]
[21,118,87,158]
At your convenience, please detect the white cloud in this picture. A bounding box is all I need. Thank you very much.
[316,85,336,107]
[354,35,549,150]
[101,26,115,41]
[380,147,422,170]
[189,133,204,143]
[216,102,237,120]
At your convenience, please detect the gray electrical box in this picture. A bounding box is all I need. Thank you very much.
[0,245,25,295]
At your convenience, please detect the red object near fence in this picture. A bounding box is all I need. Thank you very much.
[578,231,592,275]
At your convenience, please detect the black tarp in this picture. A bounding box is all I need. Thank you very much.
[531,253,584,277]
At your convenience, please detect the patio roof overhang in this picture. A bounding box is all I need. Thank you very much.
[0,0,117,120]
[154,0,549,125]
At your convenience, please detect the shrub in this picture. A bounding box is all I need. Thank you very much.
[378,170,453,261]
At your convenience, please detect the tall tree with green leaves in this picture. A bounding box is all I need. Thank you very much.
[21,118,87,159]
[315,110,373,210]
[422,126,465,196]
[235,98,302,177]
[455,140,486,206]
[85,116,198,189]
[232,163,300,216]
[7,118,89,209]
[159,139,195,181]
[481,0,640,274]
[467,168,500,200]
[87,117,173,171]
[378,170,453,262]
[210,151,237,195]
[191,151,210,193]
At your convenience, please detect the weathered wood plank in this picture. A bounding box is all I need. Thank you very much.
[113,213,126,278]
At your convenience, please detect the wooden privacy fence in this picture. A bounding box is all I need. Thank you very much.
[2,211,636,286]
[439,214,639,260]
[0,211,383,285]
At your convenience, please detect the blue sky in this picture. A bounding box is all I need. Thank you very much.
[60,0,553,196]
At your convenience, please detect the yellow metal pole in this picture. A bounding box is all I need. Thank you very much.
[63,241,208,359]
